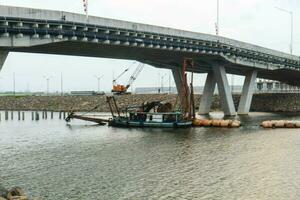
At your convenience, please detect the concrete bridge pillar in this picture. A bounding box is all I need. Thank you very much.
[0,51,8,70]
[238,70,257,115]
[213,66,236,116]
[172,67,184,96]
[172,67,190,113]
[198,72,216,115]
[199,66,236,116]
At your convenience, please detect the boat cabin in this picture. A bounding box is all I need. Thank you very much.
[129,112,183,123]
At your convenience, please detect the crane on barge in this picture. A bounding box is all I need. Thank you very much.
[112,63,144,94]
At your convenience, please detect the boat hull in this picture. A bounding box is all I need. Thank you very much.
[109,118,192,128]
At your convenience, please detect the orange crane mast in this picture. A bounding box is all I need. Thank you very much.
[112,63,144,94]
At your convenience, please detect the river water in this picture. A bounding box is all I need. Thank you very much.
[1,111,300,200]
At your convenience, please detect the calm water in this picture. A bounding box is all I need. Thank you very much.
[1,111,300,200]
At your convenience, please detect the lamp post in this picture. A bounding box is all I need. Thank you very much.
[161,73,166,93]
[231,74,234,94]
[276,7,294,55]
[60,73,63,96]
[215,0,220,36]
[13,72,15,95]
[94,75,103,93]
[157,73,160,93]
[43,76,52,96]
[168,70,171,94]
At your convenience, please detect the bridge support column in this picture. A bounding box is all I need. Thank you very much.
[238,70,257,115]
[199,66,236,116]
[198,72,216,115]
[172,67,190,113]
[213,66,236,116]
[0,51,8,70]
[172,67,184,95]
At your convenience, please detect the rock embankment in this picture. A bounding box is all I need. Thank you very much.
[0,94,181,112]
[0,93,299,112]
[0,185,40,200]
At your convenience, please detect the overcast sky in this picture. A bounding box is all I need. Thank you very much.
[0,0,299,93]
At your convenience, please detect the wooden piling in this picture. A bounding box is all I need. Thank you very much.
[35,111,39,121]
[5,111,8,120]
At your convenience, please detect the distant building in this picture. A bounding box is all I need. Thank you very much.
[70,91,105,96]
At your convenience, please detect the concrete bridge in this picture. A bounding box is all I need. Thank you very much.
[1,5,300,115]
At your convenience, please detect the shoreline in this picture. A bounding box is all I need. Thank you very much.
[0,93,299,113]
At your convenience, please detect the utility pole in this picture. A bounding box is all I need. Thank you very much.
[13,72,15,95]
[46,78,50,95]
[276,7,294,55]
[83,0,89,20]
[231,74,234,94]
[26,82,30,93]
[94,75,103,93]
[43,76,52,96]
[60,73,63,96]
[215,0,220,36]
[157,73,160,93]
[161,73,166,93]
[169,70,171,94]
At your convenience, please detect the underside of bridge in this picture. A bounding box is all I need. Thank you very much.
[0,41,264,115]
[2,40,300,82]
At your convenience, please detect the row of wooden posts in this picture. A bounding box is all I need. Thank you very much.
[0,111,68,121]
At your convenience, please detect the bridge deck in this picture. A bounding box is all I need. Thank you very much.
[0,5,298,61]
[0,5,300,86]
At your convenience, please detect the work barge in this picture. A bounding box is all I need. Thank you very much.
[65,59,241,129]
[66,96,193,128]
